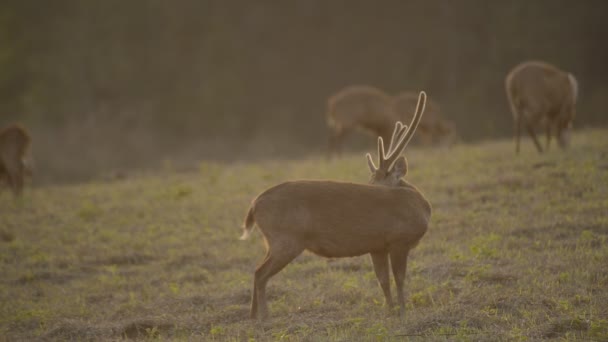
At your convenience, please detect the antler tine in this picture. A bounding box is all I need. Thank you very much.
[366,152,377,171]
[387,121,405,156]
[387,122,408,158]
[377,136,386,168]
[375,122,408,171]
[384,91,427,168]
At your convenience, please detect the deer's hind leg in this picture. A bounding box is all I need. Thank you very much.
[370,251,393,312]
[251,238,303,320]
[545,118,553,151]
[327,124,355,158]
[250,250,269,319]
[521,111,543,153]
[328,125,343,158]
[515,116,522,154]
[389,247,411,317]
[527,123,543,153]
[4,157,24,197]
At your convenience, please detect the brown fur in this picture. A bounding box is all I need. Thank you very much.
[243,93,431,320]
[0,124,31,197]
[391,91,458,146]
[326,85,394,157]
[505,61,578,153]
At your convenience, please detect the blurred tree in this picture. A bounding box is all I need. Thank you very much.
[0,0,606,182]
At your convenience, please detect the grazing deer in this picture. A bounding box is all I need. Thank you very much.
[326,85,394,157]
[0,124,32,197]
[391,91,458,146]
[242,92,432,320]
[505,61,578,153]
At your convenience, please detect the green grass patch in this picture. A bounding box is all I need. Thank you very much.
[1,128,607,340]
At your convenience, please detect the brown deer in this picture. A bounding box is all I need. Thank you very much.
[242,92,432,320]
[391,91,458,146]
[505,61,578,153]
[326,85,394,157]
[0,124,32,197]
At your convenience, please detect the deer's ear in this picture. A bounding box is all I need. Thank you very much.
[390,156,408,178]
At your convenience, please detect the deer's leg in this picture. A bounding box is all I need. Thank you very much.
[419,131,433,146]
[0,173,5,194]
[515,116,522,154]
[526,123,543,153]
[328,125,347,158]
[250,251,270,319]
[4,160,24,197]
[433,124,446,146]
[545,119,552,151]
[335,126,354,157]
[327,131,337,159]
[389,248,411,317]
[14,166,24,197]
[370,251,393,311]
[434,123,447,146]
[252,241,303,320]
[14,163,24,197]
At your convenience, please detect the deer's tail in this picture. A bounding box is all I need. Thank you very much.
[239,204,256,240]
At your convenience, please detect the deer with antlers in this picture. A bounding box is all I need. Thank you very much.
[0,124,32,197]
[505,61,578,154]
[391,91,458,146]
[326,85,394,157]
[241,92,431,320]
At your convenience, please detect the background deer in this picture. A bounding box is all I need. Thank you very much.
[0,124,32,197]
[505,60,578,153]
[391,91,458,146]
[242,92,432,320]
[326,85,394,157]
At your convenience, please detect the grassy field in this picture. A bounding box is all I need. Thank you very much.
[1,129,607,341]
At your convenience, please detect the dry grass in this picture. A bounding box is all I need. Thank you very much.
[1,128,607,341]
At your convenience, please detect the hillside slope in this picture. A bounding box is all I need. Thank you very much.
[1,129,607,340]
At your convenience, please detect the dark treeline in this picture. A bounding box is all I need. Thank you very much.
[1,1,607,182]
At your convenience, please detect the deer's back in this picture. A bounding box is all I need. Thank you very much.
[251,180,431,257]
[392,92,441,128]
[328,85,393,127]
[506,61,573,122]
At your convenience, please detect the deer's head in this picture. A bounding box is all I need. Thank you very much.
[367,91,426,187]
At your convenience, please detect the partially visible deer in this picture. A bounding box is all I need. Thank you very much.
[505,61,578,154]
[242,92,432,320]
[326,85,394,157]
[0,124,32,197]
[391,91,458,146]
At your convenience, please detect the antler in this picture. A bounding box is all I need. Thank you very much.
[366,91,427,171]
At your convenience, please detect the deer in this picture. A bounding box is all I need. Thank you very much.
[391,91,458,146]
[241,92,432,320]
[505,60,578,154]
[326,85,394,157]
[0,124,32,197]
